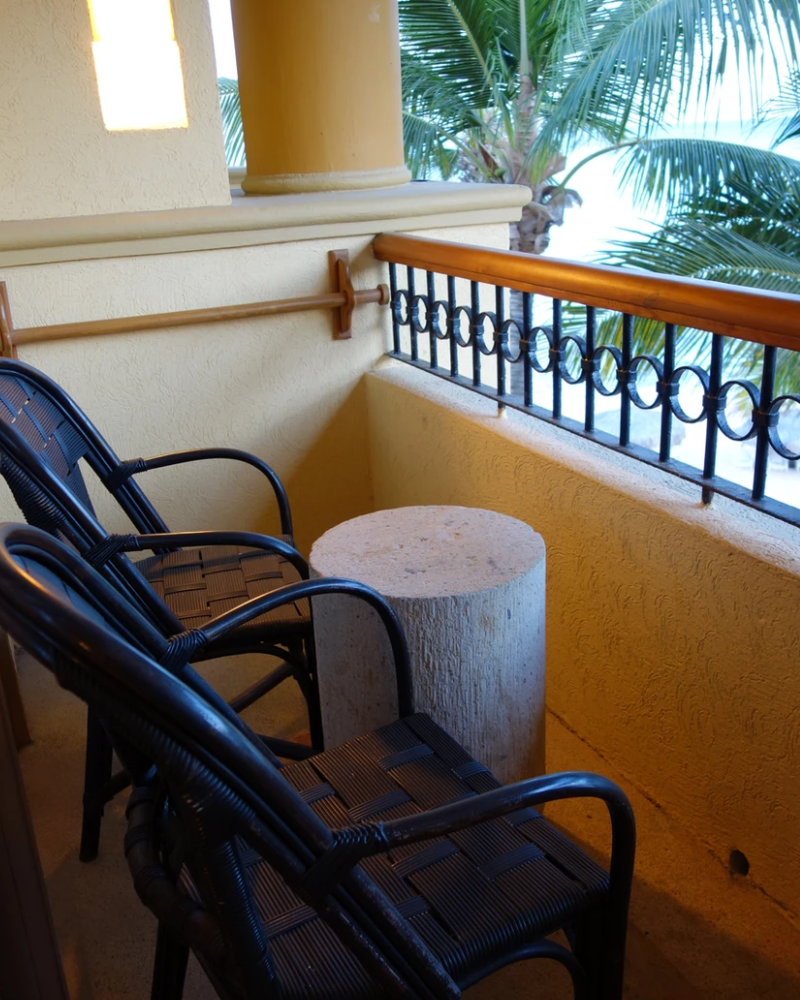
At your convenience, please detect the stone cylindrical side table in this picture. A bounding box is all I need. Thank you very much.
[309,505,546,783]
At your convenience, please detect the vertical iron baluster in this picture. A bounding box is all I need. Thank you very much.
[407,267,418,362]
[471,281,481,386]
[753,345,777,501]
[496,285,506,397]
[584,306,595,432]
[426,271,437,370]
[701,334,724,504]
[448,275,458,377]
[619,313,633,446]
[389,263,400,355]
[552,299,562,419]
[523,292,533,406]
[659,323,676,461]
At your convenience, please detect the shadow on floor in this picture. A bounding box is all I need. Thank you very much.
[17,650,800,1000]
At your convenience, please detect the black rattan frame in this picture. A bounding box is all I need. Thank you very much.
[0,359,319,860]
[0,523,635,1000]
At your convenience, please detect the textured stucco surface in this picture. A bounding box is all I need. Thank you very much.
[0,223,508,556]
[365,361,800,917]
[0,237,381,552]
[310,506,546,780]
[0,0,230,220]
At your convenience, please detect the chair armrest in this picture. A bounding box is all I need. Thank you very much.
[107,448,293,538]
[304,772,635,899]
[190,578,414,717]
[87,529,309,579]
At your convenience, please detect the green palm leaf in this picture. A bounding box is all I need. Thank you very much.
[399,0,504,108]
[605,222,800,294]
[615,137,800,214]
[540,0,800,147]
[760,70,800,147]
[218,78,245,167]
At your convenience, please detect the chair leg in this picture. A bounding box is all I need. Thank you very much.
[302,638,324,752]
[0,628,30,748]
[573,906,627,1000]
[80,708,113,862]
[151,923,189,1000]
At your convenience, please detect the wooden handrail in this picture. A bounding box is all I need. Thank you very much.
[0,250,388,356]
[373,233,800,352]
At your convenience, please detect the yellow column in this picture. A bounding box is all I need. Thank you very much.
[230,0,411,194]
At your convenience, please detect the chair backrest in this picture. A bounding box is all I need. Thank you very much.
[0,358,170,535]
[0,524,450,1000]
[0,360,184,632]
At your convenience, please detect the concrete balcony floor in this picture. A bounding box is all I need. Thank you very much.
[18,646,800,1000]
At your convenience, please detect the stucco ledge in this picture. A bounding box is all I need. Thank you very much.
[0,182,531,268]
[366,358,800,574]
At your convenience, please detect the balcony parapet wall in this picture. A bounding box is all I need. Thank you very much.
[366,359,800,919]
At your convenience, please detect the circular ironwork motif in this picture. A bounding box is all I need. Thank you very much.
[391,289,410,326]
[557,335,587,385]
[473,311,497,356]
[768,394,800,460]
[716,380,759,441]
[498,319,524,364]
[591,345,622,397]
[450,305,472,348]
[429,300,450,340]
[625,354,664,410]
[410,294,427,334]
[668,365,710,424]
[528,326,555,374]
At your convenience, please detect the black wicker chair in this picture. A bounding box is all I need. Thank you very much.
[0,358,319,860]
[0,522,635,1000]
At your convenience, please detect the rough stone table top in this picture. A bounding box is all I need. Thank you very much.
[310,505,545,598]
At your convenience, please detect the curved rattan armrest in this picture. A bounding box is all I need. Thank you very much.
[107,448,293,537]
[87,529,309,579]
[381,771,633,847]
[184,577,413,717]
[304,772,635,897]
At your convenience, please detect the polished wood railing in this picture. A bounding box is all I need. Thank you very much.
[374,232,800,526]
[373,233,800,352]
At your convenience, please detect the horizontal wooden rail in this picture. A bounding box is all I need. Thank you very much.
[373,233,800,353]
[0,249,388,355]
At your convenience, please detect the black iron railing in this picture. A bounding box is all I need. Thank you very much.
[374,234,800,526]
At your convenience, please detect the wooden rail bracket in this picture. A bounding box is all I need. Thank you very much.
[330,250,355,340]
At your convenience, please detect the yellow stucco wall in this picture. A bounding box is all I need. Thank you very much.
[0,224,509,554]
[0,0,230,221]
[366,361,800,917]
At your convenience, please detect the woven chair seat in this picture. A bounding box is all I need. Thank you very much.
[135,542,310,643]
[185,713,608,999]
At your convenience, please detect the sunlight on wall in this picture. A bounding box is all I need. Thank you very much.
[88,0,188,131]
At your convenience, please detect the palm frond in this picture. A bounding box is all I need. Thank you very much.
[615,137,800,215]
[760,70,800,147]
[398,0,503,109]
[773,111,800,147]
[604,222,800,295]
[218,78,245,167]
[541,0,800,147]
[401,47,483,131]
[491,0,582,82]
[402,111,462,179]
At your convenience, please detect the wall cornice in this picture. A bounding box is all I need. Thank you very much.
[0,182,531,267]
